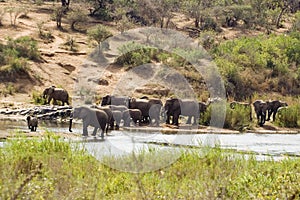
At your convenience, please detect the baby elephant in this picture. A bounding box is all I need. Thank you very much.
[26,116,38,132]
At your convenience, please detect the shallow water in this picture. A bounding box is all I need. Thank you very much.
[1,119,300,164]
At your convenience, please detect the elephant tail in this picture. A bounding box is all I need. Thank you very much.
[69,112,73,132]
[105,123,109,135]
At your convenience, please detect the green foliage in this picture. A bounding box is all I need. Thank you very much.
[116,42,157,67]
[67,8,89,31]
[64,36,78,52]
[200,103,252,131]
[6,36,40,61]
[291,11,300,31]
[224,104,252,131]
[212,33,300,99]
[32,90,47,105]
[1,83,16,97]
[276,105,300,128]
[87,24,112,47]
[0,36,39,74]
[1,136,300,199]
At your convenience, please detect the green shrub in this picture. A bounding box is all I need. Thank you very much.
[1,135,300,199]
[6,36,40,61]
[67,8,88,31]
[0,36,40,74]
[32,90,46,105]
[276,105,300,128]
[200,103,252,131]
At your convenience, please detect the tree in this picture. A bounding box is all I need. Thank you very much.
[182,0,216,28]
[87,24,112,48]
[67,8,88,31]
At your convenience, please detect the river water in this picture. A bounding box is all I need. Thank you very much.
[1,119,300,167]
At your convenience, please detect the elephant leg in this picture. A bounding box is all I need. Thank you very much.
[47,97,52,104]
[273,111,277,121]
[92,127,98,136]
[186,116,192,124]
[256,113,260,125]
[192,115,198,125]
[100,129,104,139]
[109,120,114,130]
[173,114,179,126]
[266,110,272,121]
[261,113,266,125]
[155,117,160,126]
[166,114,171,124]
[82,123,88,136]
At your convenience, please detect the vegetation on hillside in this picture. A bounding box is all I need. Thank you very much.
[0,36,40,75]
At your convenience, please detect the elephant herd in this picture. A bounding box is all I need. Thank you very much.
[22,86,289,138]
[69,95,289,138]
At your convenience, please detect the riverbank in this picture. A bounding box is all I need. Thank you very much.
[1,135,300,199]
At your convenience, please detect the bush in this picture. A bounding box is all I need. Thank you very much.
[87,24,112,47]
[67,8,88,31]
[6,36,40,61]
[32,90,46,105]
[0,36,40,75]
[276,105,300,128]
[211,34,300,98]
[200,103,252,131]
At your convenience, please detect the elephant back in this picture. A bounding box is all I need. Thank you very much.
[101,95,129,107]
[179,99,199,116]
[53,88,69,100]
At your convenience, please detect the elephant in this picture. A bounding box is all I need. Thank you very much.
[253,100,268,126]
[69,106,108,138]
[122,109,142,127]
[266,100,288,121]
[186,101,209,124]
[91,105,114,130]
[26,116,38,132]
[164,98,199,126]
[112,110,122,130]
[129,98,162,126]
[43,86,69,106]
[229,101,253,121]
[100,95,129,107]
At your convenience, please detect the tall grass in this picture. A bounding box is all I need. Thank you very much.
[276,105,300,128]
[200,103,252,131]
[1,133,300,199]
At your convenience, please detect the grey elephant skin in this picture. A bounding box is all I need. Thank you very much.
[164,98,199,126]
[26,116,38,132]
[266,100,288,121]
[43,86,70,106]
[100,95,129,107]
[129,98,162,126]
[91,105,115,130]
[253,100,268,126]
[122,109,142,126]
[70,106,108,138]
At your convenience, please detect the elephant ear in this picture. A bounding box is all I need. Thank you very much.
[48,86,55,94]
[42,88,49,98]
[107,95,112,104]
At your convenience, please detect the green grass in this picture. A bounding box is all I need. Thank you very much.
[0,133,300,199]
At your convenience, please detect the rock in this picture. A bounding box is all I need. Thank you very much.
[87,78,109,85]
